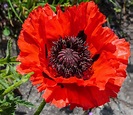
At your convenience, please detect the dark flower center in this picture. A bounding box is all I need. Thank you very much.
[58,48,80,66]
[49,36,92,78]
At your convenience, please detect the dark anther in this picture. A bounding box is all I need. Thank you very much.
[45,44,48,58]
[49,36,92,79]
[92,54,100,62]
[42,72,54,81]
[77,30,87,42]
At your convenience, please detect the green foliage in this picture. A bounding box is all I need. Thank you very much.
[0,40,34,114]
[3,27,10,36]
[0,95,16,115]
[0,95,34,115]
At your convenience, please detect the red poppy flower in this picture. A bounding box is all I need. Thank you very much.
[17,1,130,110]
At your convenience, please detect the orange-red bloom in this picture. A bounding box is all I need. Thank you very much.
[17,2,130,110]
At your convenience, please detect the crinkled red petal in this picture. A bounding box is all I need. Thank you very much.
[17,1,130,110]
[43,84,119,110]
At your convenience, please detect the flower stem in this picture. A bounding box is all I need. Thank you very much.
[34,100,46,115]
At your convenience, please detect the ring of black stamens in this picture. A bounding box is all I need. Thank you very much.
[49,36,92,78]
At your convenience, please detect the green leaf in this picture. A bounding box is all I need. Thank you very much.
[0,79,9,89]
[2,72,34,96]
[6,65,10,75]
[58,0,64,4]
[6,39,12,60]
[3,27,10,36]
[0,96,16,115]
[0,58,7,66]
[50,5,56,12]
[7,0,23,23]
[0,58,19,65]
[114,7,121,13]
[15,98,34,108]
[8,65,21,81]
